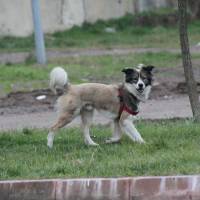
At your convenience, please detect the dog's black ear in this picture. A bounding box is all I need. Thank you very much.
[142,65,155,73]
[121,68,134,74]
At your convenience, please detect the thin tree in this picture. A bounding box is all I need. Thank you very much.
[178,0,200,122]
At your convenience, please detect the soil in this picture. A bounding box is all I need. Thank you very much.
[134,12,180,27]
[1,47,200,65]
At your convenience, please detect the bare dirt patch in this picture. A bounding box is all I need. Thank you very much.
[0,89,56,115]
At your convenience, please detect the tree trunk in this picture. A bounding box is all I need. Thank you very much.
[133,0,139,14]
[178,0,200,122]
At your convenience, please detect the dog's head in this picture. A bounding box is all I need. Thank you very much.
[122,64,155,101]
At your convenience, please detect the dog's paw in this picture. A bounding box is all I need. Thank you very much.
[85,140,99,146]
[47,132,54,148]
[88,143,99,146]
[47,139,54,148]
[135,138,145,144]
[105,138,121,144]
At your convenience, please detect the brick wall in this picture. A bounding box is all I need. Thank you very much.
[0,176,200,200]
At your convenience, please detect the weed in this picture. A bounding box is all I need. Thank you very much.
[0,121,200,179]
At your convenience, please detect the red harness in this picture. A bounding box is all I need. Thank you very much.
[118,88,139,118]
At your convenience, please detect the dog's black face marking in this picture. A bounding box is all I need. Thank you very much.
[122,68,139,84]
[142,65,154,74]
[140,65,155,86]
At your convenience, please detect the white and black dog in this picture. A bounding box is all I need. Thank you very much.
[47,64,154,148]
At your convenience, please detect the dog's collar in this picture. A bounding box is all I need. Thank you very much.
[118,86,139,118]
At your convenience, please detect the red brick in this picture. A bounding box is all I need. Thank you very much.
[187,191,200,200]
[55,178,130,200]
[0,181,10,200]
[165,177,177,191]
[130,177,161,198]
[177,177,190,190]
[8,180,56,200]
[189,176,200,193]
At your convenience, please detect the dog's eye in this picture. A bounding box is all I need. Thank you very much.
[132,75,139,81]
[132,78,138,83]
[143,78,147,81]
[141,76,147,81]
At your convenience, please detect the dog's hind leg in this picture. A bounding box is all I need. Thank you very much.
[81,109,98,146]
[119,115,145,144]
[47,111,76,148]
[106,119,122,143]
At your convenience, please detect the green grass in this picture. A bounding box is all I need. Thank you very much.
[1,12,200,52]
[1,51,200,94]
[0,51,188,94]
[0,120,200,180]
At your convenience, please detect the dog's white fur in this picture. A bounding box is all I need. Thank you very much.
[47,67,151,148]
[124,82,151,102]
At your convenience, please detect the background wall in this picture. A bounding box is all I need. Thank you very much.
[0,0,176,37]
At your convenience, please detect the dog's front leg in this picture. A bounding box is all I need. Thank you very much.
[106,119,122,143]
[47,131,55,148]
[120,117,145,144]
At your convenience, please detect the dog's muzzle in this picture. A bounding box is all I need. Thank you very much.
[137,83,144,93]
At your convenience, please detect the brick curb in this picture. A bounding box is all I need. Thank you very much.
[0,175,200,200]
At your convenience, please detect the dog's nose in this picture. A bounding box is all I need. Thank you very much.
[138,83,144,88]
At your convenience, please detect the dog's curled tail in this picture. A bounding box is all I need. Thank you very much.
[49,66,68,95]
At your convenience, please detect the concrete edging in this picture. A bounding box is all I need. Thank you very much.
[0,175,200,200]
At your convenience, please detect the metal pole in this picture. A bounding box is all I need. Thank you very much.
[31,0,46,64]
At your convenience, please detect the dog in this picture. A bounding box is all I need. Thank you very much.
[47,64,154,148]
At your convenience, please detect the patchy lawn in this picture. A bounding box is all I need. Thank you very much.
[0,12,200,52]
[0,120,200,180]
[0,52,188,93]
[1,51,200,94]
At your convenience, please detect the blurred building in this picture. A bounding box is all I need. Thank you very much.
[0,0,176,37]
